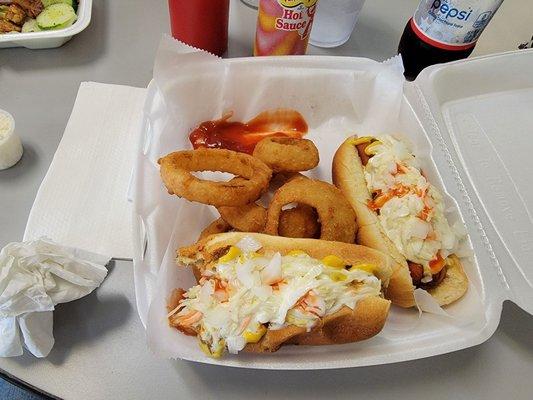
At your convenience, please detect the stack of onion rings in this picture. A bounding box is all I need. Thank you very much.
[159,128,356,245]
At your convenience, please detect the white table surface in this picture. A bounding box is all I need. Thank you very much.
[0,0,532,399]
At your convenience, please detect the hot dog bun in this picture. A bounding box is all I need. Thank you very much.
[246,297,390,352]
[333,137,468,307]
[176,232,393,353]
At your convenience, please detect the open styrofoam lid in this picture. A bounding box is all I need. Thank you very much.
[412,49,533,315]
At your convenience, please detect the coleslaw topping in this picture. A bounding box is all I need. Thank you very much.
[168,238,382,357]
[363,135,464,282]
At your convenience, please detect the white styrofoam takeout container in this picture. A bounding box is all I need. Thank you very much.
[132,48,533,369]
[0,0,91,49]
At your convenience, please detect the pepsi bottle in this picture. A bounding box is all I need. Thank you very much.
[398,0,504,80]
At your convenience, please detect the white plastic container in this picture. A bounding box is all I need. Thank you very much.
[0,108,23,170]
[0,0,92,49]
[132,48,533,369]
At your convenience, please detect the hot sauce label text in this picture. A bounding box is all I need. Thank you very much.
[275,0,318,39]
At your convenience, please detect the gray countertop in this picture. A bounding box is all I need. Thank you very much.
[1,0,532,399]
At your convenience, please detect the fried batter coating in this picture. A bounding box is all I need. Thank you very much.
[279,205,320,239]
[5,4,26,25]
[158,149,272,207]
[13,0,43,19]
[0,19,21,33]
[265,177,357,243]
[253,137,319,172]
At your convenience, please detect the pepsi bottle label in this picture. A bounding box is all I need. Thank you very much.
[413,0,504,50]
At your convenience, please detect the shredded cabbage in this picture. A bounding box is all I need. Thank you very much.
[364,135,466,281]
[174,241,382,356]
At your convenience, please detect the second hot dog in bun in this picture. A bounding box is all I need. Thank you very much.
[333,135,468,308]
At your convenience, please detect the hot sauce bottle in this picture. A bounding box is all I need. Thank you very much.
[254,0,319,56]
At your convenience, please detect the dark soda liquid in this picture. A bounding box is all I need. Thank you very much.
[398,19,475,81]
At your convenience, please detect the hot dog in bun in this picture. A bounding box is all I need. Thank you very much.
[333,135,468,307]
[168,232,393,357]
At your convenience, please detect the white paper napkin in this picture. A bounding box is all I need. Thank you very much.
[0,238,110,357]
[23,82,147,259]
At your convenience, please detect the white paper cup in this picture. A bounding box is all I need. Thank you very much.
[310,0,366,48]
[0,109,23,170]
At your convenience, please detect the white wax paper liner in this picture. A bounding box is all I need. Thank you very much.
[133,36,484,366]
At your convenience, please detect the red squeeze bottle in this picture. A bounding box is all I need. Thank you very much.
[168,0,230,56]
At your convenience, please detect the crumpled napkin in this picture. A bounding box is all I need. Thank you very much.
[0,238,110,357]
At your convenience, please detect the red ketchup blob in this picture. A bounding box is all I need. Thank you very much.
[189,109,308,154]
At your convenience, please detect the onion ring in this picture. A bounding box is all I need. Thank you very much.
[217,203,267,233]
[217,202,319,236]
[158,149,272,206]
[265,178,357,243]
[253,137,319,172]
[216,173,306,233]
[198,218,233,241]
[279,204,320,239]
